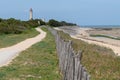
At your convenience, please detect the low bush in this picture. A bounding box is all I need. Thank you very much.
[0,18,46,34]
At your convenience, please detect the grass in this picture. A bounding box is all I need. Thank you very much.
[0,28,39,48]
[58,31,120,80]
[90,34,120,40]
[0,27,61,80]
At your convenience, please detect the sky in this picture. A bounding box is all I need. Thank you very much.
[0,0,120,25]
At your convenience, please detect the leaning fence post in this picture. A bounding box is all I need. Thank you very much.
[87,74,90,80]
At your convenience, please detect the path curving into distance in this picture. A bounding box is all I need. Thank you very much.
[0,27,46,67]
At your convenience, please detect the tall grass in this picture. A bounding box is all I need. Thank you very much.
[0,28,39,48]
[58,31,120,80]
[0,27,61,80]
[90,34,120,40]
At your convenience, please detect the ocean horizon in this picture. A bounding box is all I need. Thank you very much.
[80,25,120,28]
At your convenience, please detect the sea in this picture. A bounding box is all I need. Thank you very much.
[80,25,120,28]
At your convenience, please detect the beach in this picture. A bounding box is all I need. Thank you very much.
[54,26,120,56]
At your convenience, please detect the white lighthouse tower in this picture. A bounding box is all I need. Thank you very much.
[29,8,33,20]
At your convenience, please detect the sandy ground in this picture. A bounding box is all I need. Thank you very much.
[87,28,120,38]
[55,26,120,56]
[0,27,46,67]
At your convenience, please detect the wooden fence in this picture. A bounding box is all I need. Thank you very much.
[46,27,90,80]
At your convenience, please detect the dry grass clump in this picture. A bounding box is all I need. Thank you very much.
[58,31,120,80]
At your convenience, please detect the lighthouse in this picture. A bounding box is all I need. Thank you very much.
[29,8,33,20]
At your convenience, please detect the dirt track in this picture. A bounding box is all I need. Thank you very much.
[0,27,46,67]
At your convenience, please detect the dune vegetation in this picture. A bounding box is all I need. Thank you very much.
[90,34,120,40]
[58,30,120,80]
[0,28,39,48]
[0,27,61,80]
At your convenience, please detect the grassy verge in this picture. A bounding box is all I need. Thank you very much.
[0,28,39,48]
[58,31,120,80]
[0,27,61,80]
[90,34,120,40]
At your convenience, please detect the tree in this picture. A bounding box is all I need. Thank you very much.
[48,19,62,27]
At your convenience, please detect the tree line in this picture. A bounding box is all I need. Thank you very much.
[0,18,76,34]
[48,19,77,27]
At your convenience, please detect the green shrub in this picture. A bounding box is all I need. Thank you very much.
[48,19,77,27]
[48,19,62,27]
[0,18,46,34]
[0,19,27,34]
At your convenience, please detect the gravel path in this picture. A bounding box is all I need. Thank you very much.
[0,27,46,67]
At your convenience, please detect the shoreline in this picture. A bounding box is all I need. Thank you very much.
[54,26,120,56]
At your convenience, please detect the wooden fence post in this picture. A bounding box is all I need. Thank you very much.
[46,27,90,80]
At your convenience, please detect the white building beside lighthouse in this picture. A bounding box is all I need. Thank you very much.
[29,8,33,20]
